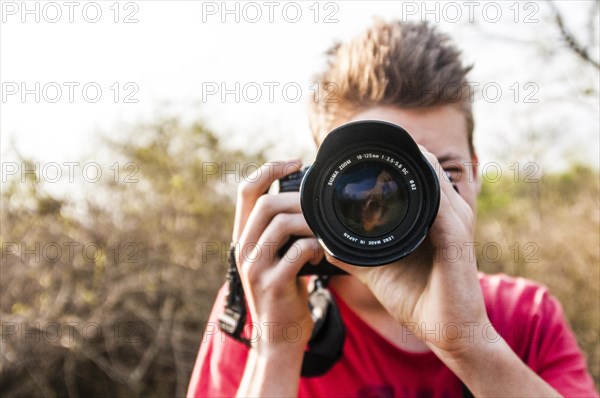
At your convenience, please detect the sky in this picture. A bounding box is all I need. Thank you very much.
[1,0,599,196]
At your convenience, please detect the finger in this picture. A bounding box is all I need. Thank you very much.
[233,159,301,241]
[258,213,313,251]
[277,238,322,280]
[309,244,325,265]
[238,213,312,267]
[436,182,475,235]
[239,192,303,249]
[418,145,442,180]
[418,146,462,210]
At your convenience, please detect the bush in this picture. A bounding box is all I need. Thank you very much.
[1,119,598,395]
[476,164,599,388]
[1,118,259,397]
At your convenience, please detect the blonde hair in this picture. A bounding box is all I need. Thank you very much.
[309,20,474,152]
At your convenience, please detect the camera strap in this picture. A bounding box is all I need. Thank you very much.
[218,245,345,376]
[301,275,346,377]
[218,245,251,347]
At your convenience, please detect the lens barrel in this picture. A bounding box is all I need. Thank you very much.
[300,120,440,266]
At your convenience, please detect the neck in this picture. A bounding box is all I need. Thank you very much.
[329,275,383,311]
[329,275,430,354]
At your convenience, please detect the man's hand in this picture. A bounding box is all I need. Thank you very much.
[330,146,487,353]
[232,159,320,397]
[329,146,560,396]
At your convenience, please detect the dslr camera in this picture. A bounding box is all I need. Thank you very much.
[278,120,440,275]
[218,120,442,365]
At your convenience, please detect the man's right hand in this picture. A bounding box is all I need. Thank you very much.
[233,159,322,397]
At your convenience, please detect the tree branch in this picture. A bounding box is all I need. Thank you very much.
[548,0,600,69]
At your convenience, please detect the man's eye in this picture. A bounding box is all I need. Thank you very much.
[443,168,463,182]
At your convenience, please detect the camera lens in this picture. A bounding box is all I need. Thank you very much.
[300,120,440,267]
[332,162,408,238]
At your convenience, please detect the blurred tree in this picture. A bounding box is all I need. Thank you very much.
[468,3,600,384]
[548,0,599,70]
[462,1,599,172]
[2,116,598,395]
[1,117,262,397]
[476,163,600,388]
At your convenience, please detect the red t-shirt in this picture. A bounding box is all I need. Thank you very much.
[187,273,597,397]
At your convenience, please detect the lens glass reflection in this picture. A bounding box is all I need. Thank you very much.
[333,162,409,238]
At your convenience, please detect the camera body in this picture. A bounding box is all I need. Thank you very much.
[277,120,440,275]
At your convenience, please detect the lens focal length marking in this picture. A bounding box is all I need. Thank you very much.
[358,153,415,180]
[326,153,418,192]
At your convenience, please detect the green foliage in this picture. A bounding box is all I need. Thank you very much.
[476,164,600,388]
[1,118,260,397]
[1,119,598,395]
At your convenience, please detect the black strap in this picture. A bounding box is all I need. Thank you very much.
[218,246,344,376]
[301,276,345,377]
[218,245,251,347]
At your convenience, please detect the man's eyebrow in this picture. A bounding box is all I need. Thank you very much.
[437,153,465,164]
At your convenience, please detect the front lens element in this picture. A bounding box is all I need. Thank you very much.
[332,162,409,238]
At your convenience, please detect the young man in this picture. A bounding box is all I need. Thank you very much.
[188,21,597,397]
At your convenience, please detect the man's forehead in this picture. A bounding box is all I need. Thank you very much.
[346,105,471,159]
